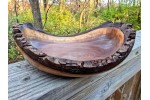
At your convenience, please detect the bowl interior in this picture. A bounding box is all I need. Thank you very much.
[23,27,124,61]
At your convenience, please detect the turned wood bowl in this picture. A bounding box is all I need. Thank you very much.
[12,21,136,77]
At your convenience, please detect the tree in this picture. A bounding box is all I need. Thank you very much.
[89,0,94,9]
[14,0,19,23]
[118,0,122,12]
[107,0,110,10]
[43,2,53,28]
[29,0,43,29]
[59,0,64,12]
[137,1,141,24]
[43,0,48,12]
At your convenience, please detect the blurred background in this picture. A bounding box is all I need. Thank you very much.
[8,0,141,63]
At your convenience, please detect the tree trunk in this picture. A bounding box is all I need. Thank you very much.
[137,1,141,24]
[133,0,135,6]
[29,0,43,29]
[14,0,19,23]
[22,0,25,11]
[108,0,109,10]
[98,0,102,10]
[89,0,94,9]
[118,0,122,12]
[59,0,64,12]
[43,0,48,12]
[94,0,98,17]
[95,0,99,9]
[43,4,53,28]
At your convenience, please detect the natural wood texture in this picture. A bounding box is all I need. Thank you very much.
[24,27,124,61]
[14,0,19,23]
[29,0,43,29]
[8,31,140,100]
[43,0,48,12]
[12,21,136,76]
[106,71,141,100]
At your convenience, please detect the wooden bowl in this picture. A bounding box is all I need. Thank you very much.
[12,21,136,77]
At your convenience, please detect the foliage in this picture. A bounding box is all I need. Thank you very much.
[42,6,79,35]
[8,19,23,63]
[99,4,141,30]
[8,2,141,63]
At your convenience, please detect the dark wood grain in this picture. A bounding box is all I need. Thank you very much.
[12,21,136,77]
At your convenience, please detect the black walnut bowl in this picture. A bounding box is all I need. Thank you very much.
[12,21,136,77]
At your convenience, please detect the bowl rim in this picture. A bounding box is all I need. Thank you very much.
[12,21,136,76]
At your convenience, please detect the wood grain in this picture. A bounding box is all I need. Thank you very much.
[12,21,136,76]
[106,71,141,100]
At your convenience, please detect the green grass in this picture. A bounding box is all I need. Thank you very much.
[8,4,141,63]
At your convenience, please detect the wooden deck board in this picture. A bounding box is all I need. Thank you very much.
[8,31,141,100]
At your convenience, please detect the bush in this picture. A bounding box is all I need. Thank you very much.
[42,6,79,36]
[100,4,141,30]
[8,3,141,63]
